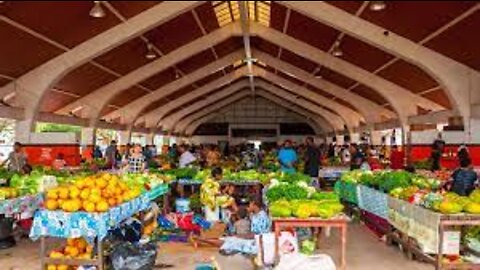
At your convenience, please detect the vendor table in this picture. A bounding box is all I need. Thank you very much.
[30,184,169,270]
[0,193,43,216]
[272,216,349,270]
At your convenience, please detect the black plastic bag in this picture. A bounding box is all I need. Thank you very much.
[111,242,157,270]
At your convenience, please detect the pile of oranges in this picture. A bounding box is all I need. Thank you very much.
[47,237,93,270]
[45,173,142,213]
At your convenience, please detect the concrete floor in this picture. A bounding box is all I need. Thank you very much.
[0,224,433,270]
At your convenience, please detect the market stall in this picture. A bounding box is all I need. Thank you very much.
[336,170,480,269]
[27,173,169,270]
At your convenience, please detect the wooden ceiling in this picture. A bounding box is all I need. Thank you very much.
[0,1,478,124]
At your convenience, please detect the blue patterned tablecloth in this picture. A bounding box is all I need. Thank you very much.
[0,193,44,216]
[357,185,389,220]
[30,192,151,242]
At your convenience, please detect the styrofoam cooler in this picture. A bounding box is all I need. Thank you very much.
[204,206,220,222]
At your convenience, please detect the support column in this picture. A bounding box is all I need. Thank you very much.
[146,132,155,145]
[350,133,360,144]
[470,118,480,144]
[81,127,96,147]
[370,130,383,146]
[118,130,131,145]
[402,124,412,166]
[15,119,35,144]
[335,134,344,146]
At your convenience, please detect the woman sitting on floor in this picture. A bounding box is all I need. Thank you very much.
[220,198,271,256]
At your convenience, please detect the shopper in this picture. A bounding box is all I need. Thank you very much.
[105,140,118,169]
[458,144,470,164]
[349,144,364,170]
[93,146,103,159]
[390,145,405,170]
[278,140,297,173]
[178,145,197,168]
[124,144,146,173]
[450,158,477,196]
[2,142,28,173]
[206,145,221,167]
[304,137,320,188]
[430,133,445,171]
[341,145,351,165]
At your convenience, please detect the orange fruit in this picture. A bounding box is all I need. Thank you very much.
[74,180,85,189]
[45,199,59,211]
[108,198,117,207]
[57,265,69,270]
[46,189,58,200]
[90,188,101,196]
[96,178,108,189]
[76,238,87,251]
[96,200,109,212]
[84,178,95,188]
[67,238,76,247]
[119,182,128,191]
[116,196,124,205]
[101,189,111,199]
[89,193,101,204]
[66,246,79,257]
[47,265,57,270]
[80,189,90,200]
[70,199,81,212]
[61,200,71,212]
[83,201,96,212]
[49,251,64,259]
[69,186,80,199]
[58,187,69,199]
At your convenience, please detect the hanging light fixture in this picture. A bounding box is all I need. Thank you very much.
[145,43,156,59]
[332,46,343,57]
[89,1,106,18]
[370,1,386,11]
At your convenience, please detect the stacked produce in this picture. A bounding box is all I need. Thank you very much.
[121,173,166,190]
[45,173,142,212]
[267,181,344,219]
[200,178,234,210]
[339,170,480,215]
[0,187,18,200]
[0,167,73,201]
[420,190,480,214]
[47,237,93,270]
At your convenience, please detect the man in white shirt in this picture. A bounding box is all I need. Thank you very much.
[178,145,197,168]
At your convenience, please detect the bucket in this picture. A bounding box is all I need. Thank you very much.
[175,198,190,213]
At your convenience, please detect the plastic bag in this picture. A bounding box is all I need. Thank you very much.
[111,242,157,270]
[276,253,336,270]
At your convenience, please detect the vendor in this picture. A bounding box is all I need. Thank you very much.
[1,142,29,173]
[278,140,297,173]
[124,144,146,173]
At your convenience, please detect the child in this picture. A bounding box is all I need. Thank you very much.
[233,207,251,236]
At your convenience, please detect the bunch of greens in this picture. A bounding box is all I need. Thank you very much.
[163,168,198,180]
[379,171,412,193]
[266,183,309,202]
[274,172,311,184]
